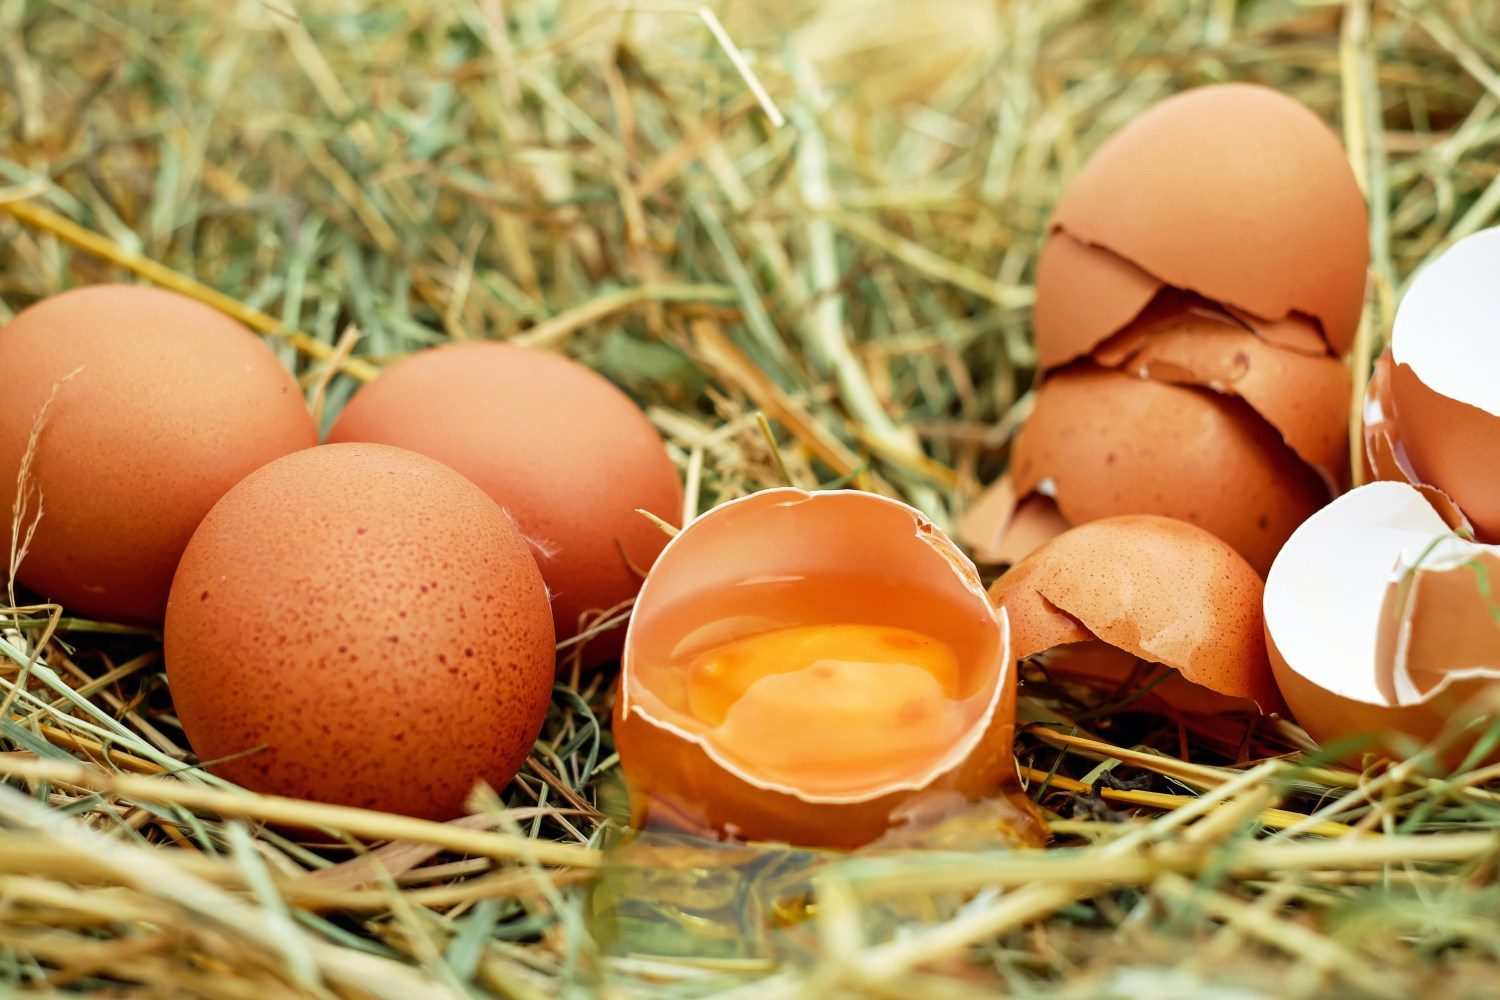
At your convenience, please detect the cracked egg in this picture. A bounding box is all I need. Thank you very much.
[962,85,1364,572]
[614,489,1024,849]
[1265,481,1500,766]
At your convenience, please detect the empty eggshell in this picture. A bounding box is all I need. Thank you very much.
[0,285,317,623]
[1007,366,1326,576]
[1384,228,1500,540]
[615,489,1029,849]
[989,515,1283,715]
[1050,84,1369,356]
[1264,481,1500,764]
[328,341,683,664]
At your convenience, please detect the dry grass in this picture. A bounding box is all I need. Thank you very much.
[1,0,1499,996]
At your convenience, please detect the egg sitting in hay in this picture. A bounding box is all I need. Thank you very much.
[988,515,1284,726]
[961,85,1367,576]
[1363,228,1500,541]
[614,488,1039,850]
[1265,482,1500,767]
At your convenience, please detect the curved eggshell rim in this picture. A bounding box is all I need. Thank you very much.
[1390,227,1500,419]
[1264,480,1497,713]
[619,487,1013,806]
[990,514,1282,714]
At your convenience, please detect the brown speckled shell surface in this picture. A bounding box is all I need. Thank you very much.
[328,342,683,665]
[0,285,317,623]
[164,443,556,820]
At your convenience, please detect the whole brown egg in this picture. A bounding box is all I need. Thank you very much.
[328,342,683,666]
[0,285,317,623]
[164,443,556,820]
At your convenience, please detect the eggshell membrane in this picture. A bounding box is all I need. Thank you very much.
[615,489,1021,849]
[0,285,317,623]
[1264,481,1499,765]
[1095,308,1352,489]
[1053,84,1369,356]
[1033,230,1162,369]
[164,443,556,820]
[1010,366,1327,576]
[956,475,1069,566]
[328,341,683,664]
[1373,545,1500,705]
[989,515,1282,712]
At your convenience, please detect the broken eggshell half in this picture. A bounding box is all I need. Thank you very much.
[1383,227,1500,541]
[1265,481,1500,766]
[1361,350,1471,532]
[1000,365,1327,577]
[989,515,1284,718]
[1045,83,1368,363]
[615,488,1027,850]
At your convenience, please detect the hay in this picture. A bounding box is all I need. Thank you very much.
[1,0,1499,995]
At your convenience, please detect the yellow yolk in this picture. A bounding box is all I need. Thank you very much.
[683,624,969,793]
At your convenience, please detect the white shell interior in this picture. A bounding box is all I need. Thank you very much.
[1390,227,1500,416]
[1264,481,1452,704]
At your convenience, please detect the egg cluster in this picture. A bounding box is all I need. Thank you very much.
[0,288,681,820]
[4,81,1497,852]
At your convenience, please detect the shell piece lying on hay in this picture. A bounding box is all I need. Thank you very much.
[1265,481,1500,764]
[616,488,1027,849]
[989,515,1283,715]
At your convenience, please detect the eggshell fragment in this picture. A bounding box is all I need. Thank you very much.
[1096,306,1352,489]
[1033,230,1162,370]
[1386,228,1500,540]
[956,475,1068,566]
[989,515,1283,714]
[1264,481,1500,764]
[1361,351,1471,532]
[1052,84,1369,356]
[0,285,317,623]
[616,489,1026,849]
[1009,366,1326,576]
[328,342,683,664]
[165,444,556,820]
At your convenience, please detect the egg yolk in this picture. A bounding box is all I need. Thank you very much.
[682,624,969,792]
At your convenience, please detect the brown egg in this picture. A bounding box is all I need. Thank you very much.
[1264,481,1500,766]
[0,285,317,623]
[1044,84,1369,363]
[1007,366,1326,576]
[616,489,1034,849]
[989,515,1282,715]
[164,443,555,819]
[1377,229,1500,540]
[328,342,682,665]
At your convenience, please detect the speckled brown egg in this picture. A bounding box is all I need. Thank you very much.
[328,342,683,665]
[0,285,317,623]
[164,443,555,819]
